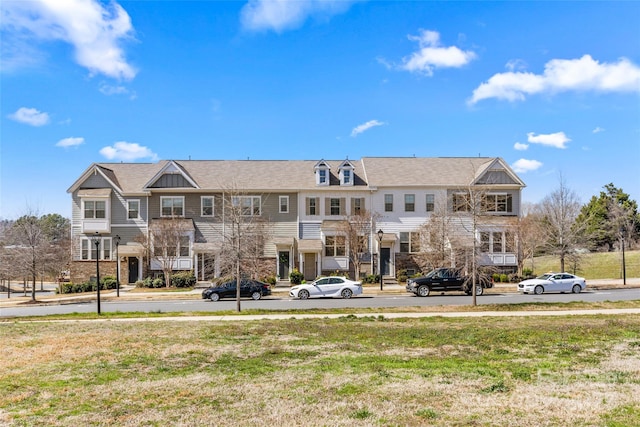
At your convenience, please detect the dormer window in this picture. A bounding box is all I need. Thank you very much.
[338,159,355,186]
[314,160,331,186]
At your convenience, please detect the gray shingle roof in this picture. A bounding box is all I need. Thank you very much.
[69,157,524,194]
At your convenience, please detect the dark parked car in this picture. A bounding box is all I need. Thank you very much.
[202,279,271,302]
[406,267,492,297]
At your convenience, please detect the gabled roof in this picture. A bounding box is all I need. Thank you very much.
[67,157,525,194]
[143,160,200,190]
[361,157,524,188]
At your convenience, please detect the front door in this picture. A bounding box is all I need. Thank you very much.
[128,257,139,284]
[380,248,391,276]
[278,251,290,279]
[303,253,316,281]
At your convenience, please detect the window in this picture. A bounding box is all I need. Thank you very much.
[453,193,469,212]
[330,198,340,215]
[482,194,513,213]
[480,232,490,252]
[81,237,112,260]
[83,200,106,219]
[400,232,420,253]
[127,200,140,219]
[201,197,214,217]
[404,194,415,212]
[179,236,190,257]
[279,196,289,214]
[343,169,351,184]
[319,169,327,185]
[161,197,184,217]
[356,235,369,253]
[325,235,346,256]
[426,194,434,212]
[306,197,318,215]
[492,232,503,253]
[384,194,393,212]
[232,196,261,216]
[351,197,364,215]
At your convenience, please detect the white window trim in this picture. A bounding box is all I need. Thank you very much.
[82,199,108,219]
[201,196,214,217]
[81,237,113,260]
[160,196,185,217]
[279,196,289,214]
[127,199,140,220]
[232,196,261,216]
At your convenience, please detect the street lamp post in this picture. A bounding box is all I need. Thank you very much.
[621,228,627,286]
[377,229,384,291]
[114,235,121,297]
[91,233,101,315]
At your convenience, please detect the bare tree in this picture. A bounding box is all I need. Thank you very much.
[216,185,271,312]
[10,210,45,301]
[416,193,454,272]
[538,175,583,272]
[514,204,545,276]
[148,217,193,287]
[337,208,377,280]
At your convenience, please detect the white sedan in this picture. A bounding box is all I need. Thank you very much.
[290,276,363,299]
[517,272,587,295]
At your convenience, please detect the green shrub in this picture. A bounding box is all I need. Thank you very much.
[492,273,501,283]
[262,275,277,286]
[152,278,165,288]
[362,274,379,284]
[171,271,196,288]
[499,274,509,283]
[102,275,117,289]
[289,268,304,285]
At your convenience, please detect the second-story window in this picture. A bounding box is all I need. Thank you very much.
[232,196,261,216]
[161,197,184,217]
[453,193,469,212]
[279,196,289,214]
[384,194,393,212]
[482,194,512,213]
[306,197,318,215]
[84,200,106,219]
[404,194,415,212]
[319,169,327,184]
[343,169,351,184]
[330,198,341,215]
[351,197,364,215]
[127,200,140,219]
[425,194,434,212]
[201,196,214,217]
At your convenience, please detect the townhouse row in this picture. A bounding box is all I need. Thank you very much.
[67,157,525,284]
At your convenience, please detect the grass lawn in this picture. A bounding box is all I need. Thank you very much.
[1,314,639,426]
[525,249,640,279]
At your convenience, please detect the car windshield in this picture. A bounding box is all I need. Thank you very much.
[536,274,554,280]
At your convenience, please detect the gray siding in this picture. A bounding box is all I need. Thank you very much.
[300,222,322,239]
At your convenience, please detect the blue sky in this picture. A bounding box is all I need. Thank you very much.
[1,0,639,219]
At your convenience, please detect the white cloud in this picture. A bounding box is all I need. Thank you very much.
[511,158,543,173]
[505,59,527,72]
[513,142,529,151]
[56,137,85,148]
[592,126,605,133]
[0,0,136,80]
[351,119,386,137]
[99,141,158,161]
[240,0,357,32]
[469,55,640,104]
[7,107,50,126]
[99,83,129,96]
[399,29,476,76]
[527,132,571,149]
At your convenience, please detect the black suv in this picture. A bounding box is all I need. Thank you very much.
[406,268,492,297]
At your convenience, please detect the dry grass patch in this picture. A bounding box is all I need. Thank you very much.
[1,315,639,426]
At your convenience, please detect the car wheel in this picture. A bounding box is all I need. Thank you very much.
[341,288,353,299]
[475,285,484,296]
[251,291,262,300]
[534,285,544,295]
[572,284,582,294]
[210,293,220,302]
[298,289,310,300]
[417,285,430,297]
